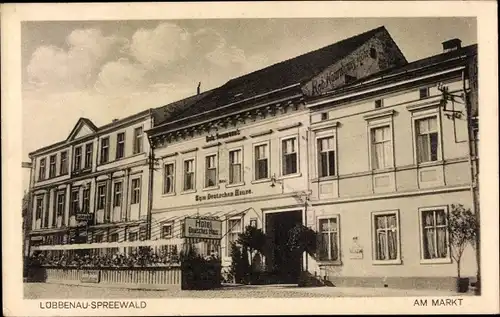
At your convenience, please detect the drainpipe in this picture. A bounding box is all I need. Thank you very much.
[146,133,156,241]
[462,67,481,295]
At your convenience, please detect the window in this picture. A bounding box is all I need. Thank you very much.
[133,127,143,154]
[318,137,335,177]
[56,192,65,218]
[226,218,243,256]
[84,143,93,168]
[83,187,90,213]
[420,208,449,260]
[371,126,393,169]
[39,158,46,180]
[419,87,430,99]
[321,112,329,121]
[163,163,175,194]
[49,155,56,178]
[131,178,141,205]
[375,99,383,109]
[97,184,106,210]
[129,231,138,242]
[254,144,269,180]
[229,149,242,184]
[372,211,400,262]
[161,224,173,239]
[318,217,340,261]
[205,155,217,187]
[60,151,68,175]
[73,146,82,171]
[94,234,103,243]
[71,190,80,215]
[370,47,377,59]
[282,137,298,175]
[110,233,119,242]
[113,182,122,207]
[416,116,439,163]
[183,159,195,191]
[35,196,43,221]
[100,137,109,164]
[116,132,125,159]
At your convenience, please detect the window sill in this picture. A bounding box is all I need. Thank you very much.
[371,167,395,174]
[420,258,452,265]
[203,185,220,192]
[372,259,402,265]
[251,178,271,184]
[317,260,342,266]
[97,152,146,167]
[226,182,245,188]
[161,192,176,197]
[181,189,197,195]
[311,175,338,183]
[278,172,302,180]
[417,160,444,168]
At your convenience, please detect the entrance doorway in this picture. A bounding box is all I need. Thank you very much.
[265,210,303,283]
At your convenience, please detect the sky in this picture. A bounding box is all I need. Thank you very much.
[21,17,477,189]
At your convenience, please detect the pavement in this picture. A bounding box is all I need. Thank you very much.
[24,281,474,299]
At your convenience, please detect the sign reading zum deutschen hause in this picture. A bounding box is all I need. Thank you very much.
[184,218,222,239]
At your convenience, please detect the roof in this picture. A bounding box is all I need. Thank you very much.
[169,26,390,121]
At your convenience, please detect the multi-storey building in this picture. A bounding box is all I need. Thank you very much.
[27,110,154,252]
[304,39,478,289]
[146,26,407,282]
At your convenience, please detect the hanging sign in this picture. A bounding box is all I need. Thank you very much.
[184,218,222,239]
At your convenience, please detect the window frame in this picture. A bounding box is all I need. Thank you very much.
[160,222,174,239]
[60,151,68,175]
[280,135,300,177]
[371,209,402,265]
[73,146,82,171]
[163,162,176,195]
[116,132,126,160]
[113,181,123,207]
[56,191,65,218]
[100,137,110,164]
[82,186,90,213]
[204,153,219,189]
[128,231,139,242]
[182,157,196,193]
[253,141,270,182]
[35,195,44,221]
[225,216,243,257]
[39,158,46,181]
[316,215,341,264]
[97,183,107,210]
[418,205,452,264]
[71,189,80,215]
[228,147,244,186]
[133,126,144,154]
[412,112,442,165]
[316,135,337,178]
[419,87,430,99]
[369,123,394,170]
[49,154,57,178]
[84,142,93,169]
[131,177,141,205]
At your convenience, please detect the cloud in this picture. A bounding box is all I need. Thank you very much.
[129,22,191,70]
[94,58,148,93]
[26,28,127,91]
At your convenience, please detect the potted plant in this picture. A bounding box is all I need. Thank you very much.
[448,204,478,293]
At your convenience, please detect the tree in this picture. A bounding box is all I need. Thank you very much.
[448,204,478,278]
[237,225,266,266]
[287,224,317,257]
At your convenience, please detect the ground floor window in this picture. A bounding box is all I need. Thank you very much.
[317,216,340,262]
[226,218,243,256]
[372,210,400,262]
[420,207,449,260]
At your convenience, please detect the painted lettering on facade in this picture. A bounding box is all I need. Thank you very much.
[195,188,252,202]
[206,129,241,142]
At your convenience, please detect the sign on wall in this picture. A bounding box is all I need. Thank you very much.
[184,218,222,239]
[81,270,100,283]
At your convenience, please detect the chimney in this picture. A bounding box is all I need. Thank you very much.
[442,38,462,53]
[197,82,201,95]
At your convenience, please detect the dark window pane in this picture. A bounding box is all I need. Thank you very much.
[430,132,439,161]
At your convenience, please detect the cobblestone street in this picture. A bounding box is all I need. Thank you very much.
[24,282,470,299]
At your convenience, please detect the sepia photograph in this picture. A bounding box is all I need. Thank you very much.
[2,1,499,316]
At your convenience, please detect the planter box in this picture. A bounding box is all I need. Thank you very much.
[456,277,470,293]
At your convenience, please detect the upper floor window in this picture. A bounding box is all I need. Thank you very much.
[71,189,80,214]
[129,231,138,242]
[35,196,44,221]
[254,143,269,180]
[49,155,57,178]
[163,163,175,194]
[97,184,106,210]
[420,207,449,260]
[372,211,400,262]
[371,126,393,170]
[39,158,46,181]
[100,137,110,164]
[183,159,195,191]
[113,182,122,207]
[83,187,90,213]
[110,233,119,243]
[60,151,68,175]
[84,143,93,168]
[318,216,340,262]
[133,127,143,154]
[229,149,242,184]
[56,191,65,226]
[318,137,335,177]
[131,178,141,205]
[73,146,82,171]
[419,87,430,99]
[416,116,439,163]
[321,112,329,121]
[374,99,384,109]
[116,132,125,159]
[205,155,217,188]
[282,137,298,176]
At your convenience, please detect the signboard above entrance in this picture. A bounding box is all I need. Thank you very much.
[184,218,222,239]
